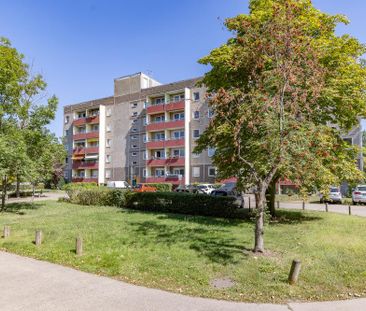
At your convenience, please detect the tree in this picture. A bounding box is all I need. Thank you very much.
[195,0,366,252]
[0,37,63,210]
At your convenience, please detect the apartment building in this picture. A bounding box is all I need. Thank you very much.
[63,73,217,186]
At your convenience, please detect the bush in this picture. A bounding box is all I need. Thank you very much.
[144,183,173,192]
[63,183,98,201]
[124,192,240,218]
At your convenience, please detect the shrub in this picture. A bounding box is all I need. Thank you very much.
[63,183,98,201]
[124,192,240,218]
[144,183,173,192]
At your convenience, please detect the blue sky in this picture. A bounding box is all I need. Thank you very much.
[1,0,365,137]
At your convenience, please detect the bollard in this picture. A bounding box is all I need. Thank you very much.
[348,205,351,216]
[302,200,305,210]
[76,237,83,256]
[248,197,251,212]
[277,201,280,209]
[3,226,10,238]
[288,259,301,285]
[35,230,42,246]
[325,203,328,212]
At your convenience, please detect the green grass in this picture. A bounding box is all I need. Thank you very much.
[0,201,365,303]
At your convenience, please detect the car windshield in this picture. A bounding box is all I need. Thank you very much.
[357,187,366,192]
[330,188,339,193]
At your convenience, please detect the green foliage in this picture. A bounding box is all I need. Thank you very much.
[124,192,240,218]
[144,183,173,192]
[63,183,98,201]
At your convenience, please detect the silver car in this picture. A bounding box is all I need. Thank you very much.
[352,185,366,205]
[320,187,342,204]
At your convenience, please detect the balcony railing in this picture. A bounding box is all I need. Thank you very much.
[73,131,99,140]
[73,146,99,155]
[72,161,99,169]
[146,100,185,114]
[146,137,185,149]
[146,156,185,166]
[72,177,98,183]
[146,119,185,132]
[73,115,100,126]
[146,176,184,185]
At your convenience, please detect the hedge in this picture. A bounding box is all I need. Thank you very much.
[124,192,240,218]
[144,183,172,192]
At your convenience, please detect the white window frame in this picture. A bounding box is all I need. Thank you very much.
[132,152,138,156]
[105,169,112,179]
[130,102,138,108]
[193,111,200,120]
[208,147,215,158]
[131,135,138,140]
[192,167,200,178]
[131,144,138,149]
[106,139,112,148]
[106,155,112,163]
[106,108,112,117]
[132,128,138,133]
[106,125,111,132]
[193,92,200,101]
[193,129,200,139]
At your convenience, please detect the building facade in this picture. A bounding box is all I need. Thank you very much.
[63,73,217,186]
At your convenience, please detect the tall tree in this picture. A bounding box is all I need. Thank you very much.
[195,0,366,252]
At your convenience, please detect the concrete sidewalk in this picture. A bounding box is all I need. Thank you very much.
[5,191,66,204]
[0,251,365,311]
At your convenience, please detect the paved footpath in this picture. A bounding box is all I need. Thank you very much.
[0,251,365,311]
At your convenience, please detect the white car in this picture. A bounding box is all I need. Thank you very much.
[106,181,131,189]
[352,185,366,205]
[319,187,342,204]
[197,184,215,194]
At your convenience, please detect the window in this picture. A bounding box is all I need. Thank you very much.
[343,137,353,145]
[154,97,165,105]
[172,149,185,157]
[143,169,147,177]
[173,168,184,175]
[154,150,165,159]
[132,152,137,156]
[91,170,98,178]
[208,167,217,177]
[132,119,137,124]
[173,112,184,120]
[208,108,214,118]
[65,116,70,124]
[193,92,200,101]
[106,125,111,132]
[130,102,138,108]
[153,132,165,141]
[143,134,147,143]
[106,155,112,163]
[64,171,69,178]
[155,169,165,177]
[143,117,147,125]
[131,135,138,140]
[172,130,184,140]
[193,129,200,139]
[77,111,86,119]
[105,169,111,179]
[132,128,138,133]
[193,167,200,178]
[131,144,138,149]
[143,151,147,160]
[106,139,112,148]
[208,147,216,157]
[132,161,137,165]
[192,152,200,158]
[172,94,184,102]
[106,108,112,117]
[64,129,69,136]
[193,111,200,119]
[154,115,165,123]
[132,112,138,117]
[91,124,99,132]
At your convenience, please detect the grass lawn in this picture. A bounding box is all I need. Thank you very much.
[0,201,365,303]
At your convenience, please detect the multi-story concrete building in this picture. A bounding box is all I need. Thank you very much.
[63,73,217,186]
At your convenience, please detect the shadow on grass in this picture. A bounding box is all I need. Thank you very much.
[270,210,322,225]
[2,202,43,214]
[127,217,247,265]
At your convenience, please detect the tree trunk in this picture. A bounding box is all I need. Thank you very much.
[254,188,266,253]
[16,175,20,198]
[240,191,245,209]
[266,177,278,218]
[1,176,7,212]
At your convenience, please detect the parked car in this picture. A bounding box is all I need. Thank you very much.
[106,181,131,189]
[174,185,205,194]
[211,182,243,206]
[133,183,157,192]
[196,184,215,195]
[319,187,342,204]
[352,185,366,205]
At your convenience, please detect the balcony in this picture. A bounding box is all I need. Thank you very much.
[73,131,99,140]
[147,157,185,167]
[146,119,184,132]
[72,161,99,170]
[72,146,99,155]
[73,115,100,126]
[146,138,185,149]
[72,177,98,183]
[146,100,185,115]
[146,176,184,185]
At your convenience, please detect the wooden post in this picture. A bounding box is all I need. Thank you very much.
[325,203,328,212]
[248,197,251,212]
[35,230,42,246]
[288,259,301,285]
[277,201,280,209]
[3,226,10,238]
[302,200,305,210]
[348,205,351,216]
[76,237,83,256]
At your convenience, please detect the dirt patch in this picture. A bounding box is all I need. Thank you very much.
[210,278,235,289]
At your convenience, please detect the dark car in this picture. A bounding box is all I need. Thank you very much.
[174,185,205,194]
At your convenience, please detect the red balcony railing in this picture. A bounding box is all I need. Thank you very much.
[72,177,98,183]
[72,147,99,155]
[146,100,185,115]
[146,138,185,149]
[73,115,99,126]
[146,176,184,185]
[73,131,99,140]
[72,161,99,169]
[146,157,185,167]
[146,120,184,132]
